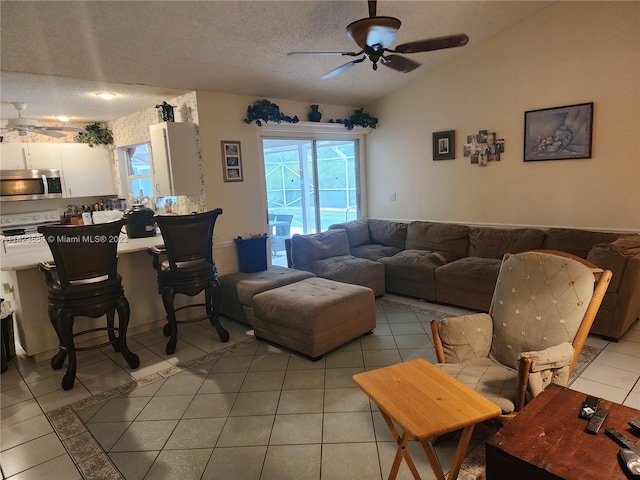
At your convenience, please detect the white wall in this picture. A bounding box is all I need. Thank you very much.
[365,1,639,231]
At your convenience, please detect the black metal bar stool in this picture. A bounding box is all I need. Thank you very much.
[38,219,140,390]
[147,209,229,354]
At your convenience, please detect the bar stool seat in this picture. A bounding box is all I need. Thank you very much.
[148,209,229,354]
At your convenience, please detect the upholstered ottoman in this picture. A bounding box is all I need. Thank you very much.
[219,266,315,324]
[251,277,376,360]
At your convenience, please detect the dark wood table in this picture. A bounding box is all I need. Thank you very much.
[486,384,640,480]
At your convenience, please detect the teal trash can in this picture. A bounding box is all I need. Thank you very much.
[234,235,268,273]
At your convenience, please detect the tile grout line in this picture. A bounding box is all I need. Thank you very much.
[44,337,258,480]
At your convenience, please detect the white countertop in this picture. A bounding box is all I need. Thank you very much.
[0,233,164,271]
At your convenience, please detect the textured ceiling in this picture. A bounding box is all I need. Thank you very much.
[0,1,552,123]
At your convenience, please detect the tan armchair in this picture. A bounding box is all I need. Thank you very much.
[431,250,612,422]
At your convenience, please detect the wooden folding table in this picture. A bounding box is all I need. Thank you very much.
[353,358,501,480]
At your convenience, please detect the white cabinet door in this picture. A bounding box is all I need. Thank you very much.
[59,144,116,198]
[24,143,62,170]
[0,144,28,170]
[150,122,201,196]
[1,143,62,170]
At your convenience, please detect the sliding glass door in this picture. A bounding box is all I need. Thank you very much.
[262,137,360,257]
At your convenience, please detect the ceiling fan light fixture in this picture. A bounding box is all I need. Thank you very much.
[346,16,401,49]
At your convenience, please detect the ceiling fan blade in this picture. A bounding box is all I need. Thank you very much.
[368,0,377,17]
[381,54,421,73]
[288,51,360,57]
[321,57,365,79]
[31,128,66,138]
[46,126,84,132]
[347,17,401,49]
[394,34,469,54]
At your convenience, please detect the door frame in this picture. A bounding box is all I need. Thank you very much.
[255,123,370,236]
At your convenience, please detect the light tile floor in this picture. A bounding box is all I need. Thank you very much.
[1,294,639,479]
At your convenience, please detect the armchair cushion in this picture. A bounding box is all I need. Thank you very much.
[438,358,518,413]
[520,342,574,397]
[436,313,493,363]
[489,253,594,370]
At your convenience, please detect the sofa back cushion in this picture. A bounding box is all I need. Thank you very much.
[368,219,408,250]
[543,228,621,258]
[290,229,351,268]
[406,221,470,259]
[586,234,640,291]
[329,219,370,248]
[468,227,545,259]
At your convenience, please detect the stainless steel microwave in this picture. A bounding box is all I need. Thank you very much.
[0,169,63,201]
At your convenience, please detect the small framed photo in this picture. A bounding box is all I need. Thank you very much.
[433,130,455,160]
[221,141,243,182]
[524,102,593,161]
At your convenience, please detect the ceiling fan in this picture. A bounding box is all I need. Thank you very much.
[288,0,469,79]
[1,102,84,138]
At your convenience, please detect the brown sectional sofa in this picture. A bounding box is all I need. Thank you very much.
[319,219,640,341]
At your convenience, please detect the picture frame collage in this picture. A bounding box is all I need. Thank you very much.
[463,130,504,166]
[221,140,243,182]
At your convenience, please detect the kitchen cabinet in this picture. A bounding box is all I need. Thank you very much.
[149,122,201,196]
[58,144,116,197]
[0,143,61,170]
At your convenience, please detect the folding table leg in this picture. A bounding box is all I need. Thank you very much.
[379,410,422,480]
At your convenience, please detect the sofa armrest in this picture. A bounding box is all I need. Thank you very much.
[431,313,493,363]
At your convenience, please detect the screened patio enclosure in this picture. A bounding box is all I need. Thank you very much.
[262,137,361,258]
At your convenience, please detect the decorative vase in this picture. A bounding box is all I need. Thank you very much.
[308,105,322,122]
[156,101,176,122]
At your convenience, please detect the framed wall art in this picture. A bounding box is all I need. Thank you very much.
[221,140,243,182]
[433,130,455,160]
[524,102,593,161]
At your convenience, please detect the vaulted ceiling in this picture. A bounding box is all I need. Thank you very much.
[1,1,552,123]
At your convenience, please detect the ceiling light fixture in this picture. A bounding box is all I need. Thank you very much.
[96,92,116,100]
[57,116,70,122]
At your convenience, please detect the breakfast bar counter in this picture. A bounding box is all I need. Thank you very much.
[0,232,184,360]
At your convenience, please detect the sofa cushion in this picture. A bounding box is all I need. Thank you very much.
[329,218,370,248]
[368,219,408,250]
[290,229,351,267]
[406,221,470,259]
[435,257,501,311]
[586,234,640,292]
[351,244,402,261]
[468,227,545,259]
[543,228,621,258]
[298,255,385,297]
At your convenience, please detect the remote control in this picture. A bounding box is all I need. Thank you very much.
[630,420,640,436]
[585,407,609,434]
[605,428,640,455]
[579,395,601,419]
[619,449,640,477]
